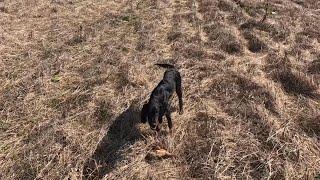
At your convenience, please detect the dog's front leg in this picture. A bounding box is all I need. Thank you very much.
[165,112,173,132]
[158,116,163,124]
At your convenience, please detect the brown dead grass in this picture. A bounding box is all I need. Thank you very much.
[204,24,243,55]
[271,69,318,97]
[308,59,320,74]
[1,0,320,179]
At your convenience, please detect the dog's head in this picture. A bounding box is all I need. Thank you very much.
[141,103,159,131]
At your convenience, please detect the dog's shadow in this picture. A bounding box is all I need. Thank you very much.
[82,105,142,179]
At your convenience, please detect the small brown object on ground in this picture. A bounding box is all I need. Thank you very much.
[145,148,175,162]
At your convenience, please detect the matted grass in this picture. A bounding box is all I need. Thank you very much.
[1,0,320,179]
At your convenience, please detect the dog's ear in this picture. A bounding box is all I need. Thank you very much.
[141,103,149,123]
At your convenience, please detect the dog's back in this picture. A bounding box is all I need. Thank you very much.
[150,70,176,101]
[155,63,180,86]
[152,63,183,114]
[141,63,183,131]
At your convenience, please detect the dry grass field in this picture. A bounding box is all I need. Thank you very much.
[1,0,320,179]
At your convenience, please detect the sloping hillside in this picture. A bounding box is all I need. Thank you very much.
[1,0,320,179]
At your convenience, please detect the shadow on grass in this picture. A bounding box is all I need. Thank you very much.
[82,104,141,179]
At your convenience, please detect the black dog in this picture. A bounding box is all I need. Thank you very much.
[141,63,183,132]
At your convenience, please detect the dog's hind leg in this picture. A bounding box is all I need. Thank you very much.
[176,73,183,114]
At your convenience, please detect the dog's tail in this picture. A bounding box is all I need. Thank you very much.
[155,63,175,69]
